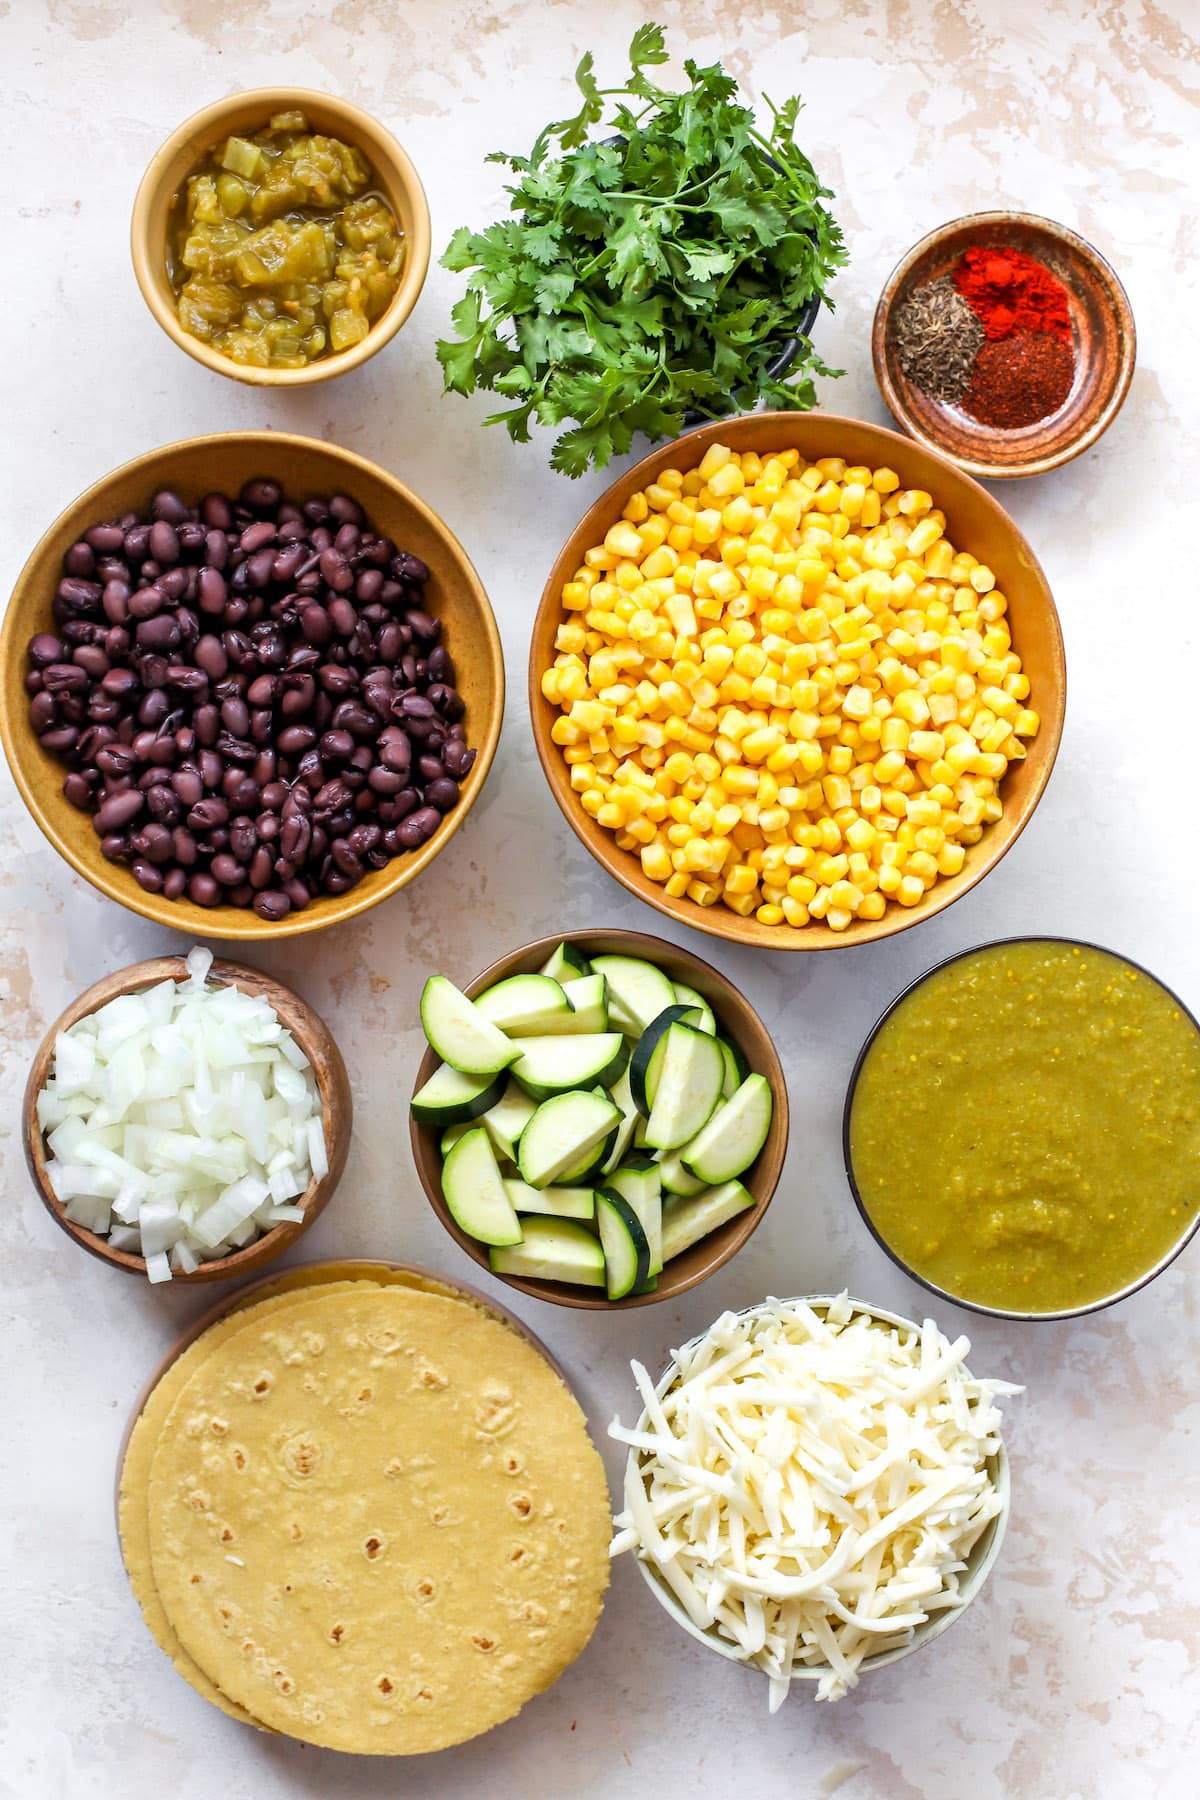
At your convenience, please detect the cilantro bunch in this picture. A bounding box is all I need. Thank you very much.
[437,24,846,477]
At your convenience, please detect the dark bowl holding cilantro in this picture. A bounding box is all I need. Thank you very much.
[437,25,845,476]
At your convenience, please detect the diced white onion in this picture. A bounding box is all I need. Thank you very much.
[39,950,322,1282]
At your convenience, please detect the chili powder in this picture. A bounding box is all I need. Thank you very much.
[961,331,1075,429]
[954,244,1072,344]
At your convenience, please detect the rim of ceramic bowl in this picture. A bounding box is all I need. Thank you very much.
[408,926,789,1309]
[529,409,1066,952]
[872,210,1136,480]
[0,430,505,940]
[627,1294,1011,1682]
[130,87,432,387]
[842,935,1200,1321]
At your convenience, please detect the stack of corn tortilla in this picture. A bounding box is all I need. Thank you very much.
[118,1262,611,1754]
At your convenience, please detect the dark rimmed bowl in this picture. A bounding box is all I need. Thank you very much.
[873,211,1135,479]
[409,928,789,1310]
[842,935,1200,1321]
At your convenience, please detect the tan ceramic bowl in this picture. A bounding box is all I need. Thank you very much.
[25,956,352,1281]
[131,88,431,386]
[873,211,1136,479]
[0,431,504,940]
[531,412,1065,952]
[409,928,789,1310]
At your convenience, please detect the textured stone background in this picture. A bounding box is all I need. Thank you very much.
[1,2,1197,1795]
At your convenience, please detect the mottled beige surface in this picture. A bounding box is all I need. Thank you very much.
[1,2,1197,1796]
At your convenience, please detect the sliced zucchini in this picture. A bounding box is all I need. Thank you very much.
[475,972,573,1036]
[661,1180,755,1262]
[589,955,677,1036]
[441,1127,523,1247]
[596,1189,651,1300]
[643,1024,725,1152]
[411,1062,506,1127]
[479,1081,538,1162]
[717,1034,749,1099]
[607,1156,663,1277]
[510,1032,627,1101]
[490,1217,605,1287]
[671,981,717,1036]
[657,1152,708,1197]
[680,1074,774,1184]
[558,1123,618,1184]
[629,1004,706,1116]
[538,941,592,983]
[503,1178,595,1222]
[517,1090,621,1188]
[440,1119,472,1156]
[420,976,520,1077]
[557,974,610,1033]
[600,1065,640,1175]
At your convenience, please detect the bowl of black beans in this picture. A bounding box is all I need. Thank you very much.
[0,433,503,936]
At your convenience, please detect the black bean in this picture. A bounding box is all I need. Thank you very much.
[443,740,476,780]
[249,845,274,889]
[198,567,227,614]
[279,673,315,718]
[43,662,90,693]
[149,520,180,565]
[240,520,276,554]
[425,779,460,813]
[188,872,221,907]
[204,529,229,571]
[221,697,250,737]
[397,806,441,847]
[62,772,92,808]
[96,790,144,831]
[393,551,430,584]
[210,853,246,886]
[279,814,312,863]
[240,478,282,513]
[135,616,180,653]
[86,523,125,555]
[30,692,57,731]
[162,868,188,900]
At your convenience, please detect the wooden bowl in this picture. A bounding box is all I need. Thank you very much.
[131,88,431,387]
[872,212,1135,479]
[0,431,504,940]
[409,928,789,1310]
[530,412,1065,952]
[24,956,351,1281]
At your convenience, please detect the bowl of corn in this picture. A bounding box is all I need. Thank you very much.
[530,413,1065,950]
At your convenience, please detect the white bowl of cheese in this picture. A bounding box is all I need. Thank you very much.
[609,1293,1014,1706]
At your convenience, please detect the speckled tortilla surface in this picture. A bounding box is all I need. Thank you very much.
[143,1283,611,1753]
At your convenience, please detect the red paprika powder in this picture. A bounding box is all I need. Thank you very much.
[954,245,1072,344]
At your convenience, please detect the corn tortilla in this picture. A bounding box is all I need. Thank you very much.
[118,1265,516,1728]
[145,1284,610,1753]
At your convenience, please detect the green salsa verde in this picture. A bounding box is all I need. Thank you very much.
[847,940,1200,1314]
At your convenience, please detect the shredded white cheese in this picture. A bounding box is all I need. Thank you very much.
[609,1294,1019,1706]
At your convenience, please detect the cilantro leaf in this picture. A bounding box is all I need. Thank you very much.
[438,21,846,474]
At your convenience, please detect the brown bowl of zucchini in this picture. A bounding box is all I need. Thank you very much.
[408,929,788,1309]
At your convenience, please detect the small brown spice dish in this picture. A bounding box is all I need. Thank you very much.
[0,431,504,940]
[873,211,1135,479]
[131,88,431,387]
[24,956,352,1281]
[409,929,789,1310]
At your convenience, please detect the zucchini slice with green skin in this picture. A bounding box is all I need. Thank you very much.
[661,1180,755,1261]
[671,982,717,1036]
[589,955,677,1036]
[517,1090,621,1188]
[558,1123,617,1184]
[490,1217,605,1287]
[411,1062,507,1127]
[478,1081,538,1162]
[657,1152,708,1197]
[510,1032,627,1101]
[607,1157,663,1276]
[556,974,610,1033]
[595,1188,651,1300]
[537,941,592,983]
[643,1024,725,1152]
[474,972,573,1036]
[717,1034,749,1099]
[441,1127,523,1247]
[440,1119,472,1156]
[600,1065,639,1174]
[628,1004,705,1116]
[420,976,520,1077]
[679,1074,774,1184]
[502,1178,595,1221]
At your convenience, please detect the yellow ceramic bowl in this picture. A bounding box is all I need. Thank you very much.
[0,432,504,940]
[131,88,431,386]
